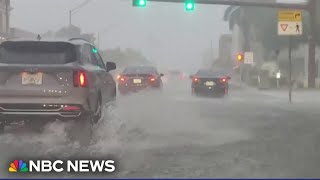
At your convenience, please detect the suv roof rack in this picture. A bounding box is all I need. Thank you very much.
[68,38,91,43]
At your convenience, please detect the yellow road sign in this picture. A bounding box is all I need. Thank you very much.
[278,10,302,22]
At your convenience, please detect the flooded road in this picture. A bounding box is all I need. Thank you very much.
[1,81,320,178]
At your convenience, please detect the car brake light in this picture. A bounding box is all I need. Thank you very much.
[150,77,156,82]
[193,77,200,83]
[220,78,227,83]
[63,105,81,111]
[74,71,88,87]
[118,75,127,83]
[147,75,157,82]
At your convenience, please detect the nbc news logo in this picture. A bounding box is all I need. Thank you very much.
[9,159,115,173]
[9,160,28,172]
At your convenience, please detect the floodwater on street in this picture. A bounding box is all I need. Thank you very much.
[1,80,320,178]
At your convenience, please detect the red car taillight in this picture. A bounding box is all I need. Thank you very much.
[193,77,200,83]
[149,76,157,82]
[219,77,227,83]
[118,75,127,83]
[74,71,88,87]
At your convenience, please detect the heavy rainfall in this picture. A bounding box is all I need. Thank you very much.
[0,0,320,178]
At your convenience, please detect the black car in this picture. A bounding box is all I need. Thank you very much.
[118,66,164,94]
[190,69,231,97]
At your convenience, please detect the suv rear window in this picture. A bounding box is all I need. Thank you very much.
[0,41,77,64]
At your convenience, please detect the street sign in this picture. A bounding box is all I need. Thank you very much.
[278,10,302,21]
[244,52,254,64]
[278,10,302,36]
[277,10,301,103]
[278,21,302,35]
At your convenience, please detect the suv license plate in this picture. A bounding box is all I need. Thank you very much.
[22,72,43,85]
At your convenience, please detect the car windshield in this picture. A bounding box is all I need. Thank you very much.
[0,42,77,64]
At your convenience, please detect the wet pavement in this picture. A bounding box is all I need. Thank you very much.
[1,80,320,178]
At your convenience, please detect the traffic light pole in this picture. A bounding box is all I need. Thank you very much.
[148,0,308,9]
[146,0,316,88]
[308,0,316,88]
[289,37,292,103]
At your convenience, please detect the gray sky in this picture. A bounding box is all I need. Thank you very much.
[11,0,230,72]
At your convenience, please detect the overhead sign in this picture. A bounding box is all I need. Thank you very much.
[244,52,254,65]
[278,10,302,36]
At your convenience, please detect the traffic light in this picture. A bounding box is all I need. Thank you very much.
[237,52,244,62]
[185,0,195,11]
[133,0,147,7]
[92,48,98,54]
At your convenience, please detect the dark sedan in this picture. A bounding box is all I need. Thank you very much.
[190,69,231,97]
[118,66,164,94]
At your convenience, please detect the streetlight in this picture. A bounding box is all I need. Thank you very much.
[69,0,93,26]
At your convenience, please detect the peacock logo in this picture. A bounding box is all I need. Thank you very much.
[9,160,28,172]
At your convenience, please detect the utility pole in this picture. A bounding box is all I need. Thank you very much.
[308,0,316,88]
[69,0,92,26]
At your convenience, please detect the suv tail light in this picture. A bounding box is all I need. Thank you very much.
[74,71,88,87]
[62,105,81,111]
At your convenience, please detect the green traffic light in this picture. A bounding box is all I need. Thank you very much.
[185,0,195,11]
[139,0,146,6]
[92,48,98,53]
[186,3,193,9]
[133,0,147,7]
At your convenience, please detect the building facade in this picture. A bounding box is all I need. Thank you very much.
[0,0,9,41]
